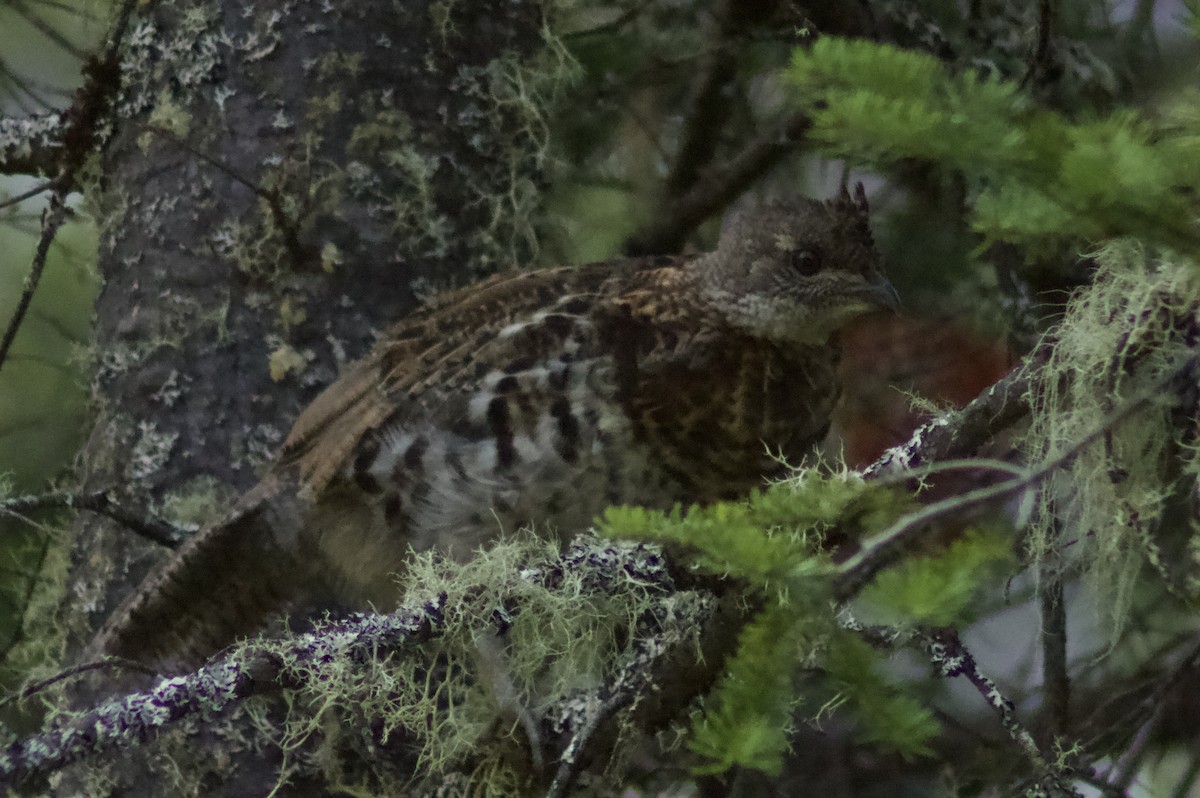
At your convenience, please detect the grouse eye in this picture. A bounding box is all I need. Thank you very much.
[790,248,822,276]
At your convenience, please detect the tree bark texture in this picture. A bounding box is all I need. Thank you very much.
[59,0,553,793]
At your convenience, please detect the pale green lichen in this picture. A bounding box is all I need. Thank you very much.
[258,536,687,796]
[1023,241,1200,638]
[139,91,192,152]
[159,475,232,530]
[462,29,581,275]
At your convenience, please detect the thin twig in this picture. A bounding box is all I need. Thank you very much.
[0,490,187,548]
[923,628,1080,796]
[622,111,813,255]
[0,352,76,375]
[561,1,652,39]
[838,354,1197,602]
[839,612,1076,792]
[1102,636,1200,790]
[0,177,60,211]
[1019,0,1055,90]
[1167,749,1200,798]
[135,123,314,269]
[5,0,89,60]
[0,532,51,661]
[0,191,67,379]
[0,0,138,372]
[662,0,743,200]
[0,658,158,710]
[1039,525,1070,739]
[0,58,58,114]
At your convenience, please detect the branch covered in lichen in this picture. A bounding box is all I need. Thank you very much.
[838,613,1080,796]
[0,538,701,791]
[922,628,1080,797]
[863,347,1043,479]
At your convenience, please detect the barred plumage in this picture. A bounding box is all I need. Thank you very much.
[99,186,896,665]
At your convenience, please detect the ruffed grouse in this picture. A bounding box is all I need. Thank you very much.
[99,186,897,664]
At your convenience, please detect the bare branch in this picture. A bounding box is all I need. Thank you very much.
[0,532,51,661]
[0,0,138,377]
[0,190,67,379]
[840,612,1079,795]
[1019,0,1055,90]
[863,346,1045,479]
[622,112,813,255]
[0,176,60,210]
[661,0,775,202]
[922,628,1080,797]
[0,490,188,548]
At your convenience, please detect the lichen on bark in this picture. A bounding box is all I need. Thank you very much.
[58,0,569,793]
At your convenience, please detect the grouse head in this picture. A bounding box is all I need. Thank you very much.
[698,184,898,345]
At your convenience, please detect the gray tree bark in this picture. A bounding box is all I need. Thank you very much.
[59,0,554,793]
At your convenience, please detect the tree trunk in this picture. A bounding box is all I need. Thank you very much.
[62,1,553,792]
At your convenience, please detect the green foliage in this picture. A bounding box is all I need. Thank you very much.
[824,632,938,760]
[1183,0,1200,41]
[787,37,1200,249]
[603,472,907,588]
[601,472,969,774]
[688,604,812,775]
[860,528,1015,627]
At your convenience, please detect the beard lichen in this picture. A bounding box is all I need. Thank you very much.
[1022,240,1200,639]
[263,535,686,797]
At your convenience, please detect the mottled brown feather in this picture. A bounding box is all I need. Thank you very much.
[98,192,890,666]
[282,261,662,494]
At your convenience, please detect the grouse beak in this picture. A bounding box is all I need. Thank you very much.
[863,277,901,313]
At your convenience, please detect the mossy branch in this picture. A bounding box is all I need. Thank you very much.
[0,336,1122,791]
[0,538,704,792]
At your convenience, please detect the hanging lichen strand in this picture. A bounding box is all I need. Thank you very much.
[1023,242,1200,639]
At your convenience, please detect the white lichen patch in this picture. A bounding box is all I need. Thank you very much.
[128,421,180,482]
